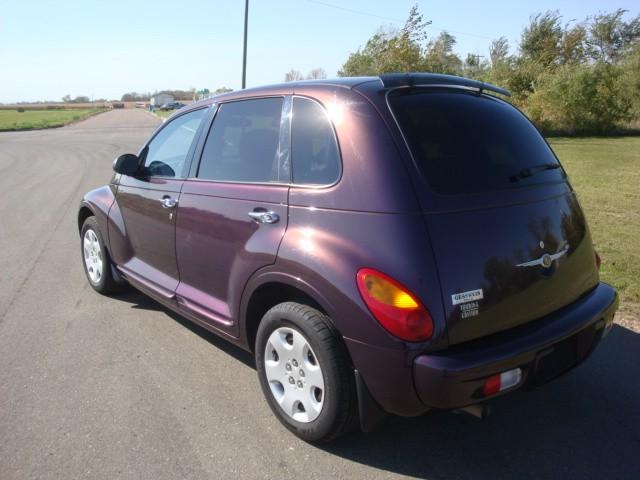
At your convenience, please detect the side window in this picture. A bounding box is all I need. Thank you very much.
[143,108,207,178]
[198,97,283,182]
[291,97,340,185]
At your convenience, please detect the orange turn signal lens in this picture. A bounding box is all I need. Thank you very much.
[360,273,419,309]
[356,268,433,342]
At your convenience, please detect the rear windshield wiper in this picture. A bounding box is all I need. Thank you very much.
[509,163,561,182]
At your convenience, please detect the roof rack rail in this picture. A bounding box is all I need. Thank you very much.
[379,73,511,97]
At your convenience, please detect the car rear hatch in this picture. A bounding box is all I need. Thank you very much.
[388,88,600,344]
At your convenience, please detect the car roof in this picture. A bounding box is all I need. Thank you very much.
[186,77,380,109]
[185,73,510,110]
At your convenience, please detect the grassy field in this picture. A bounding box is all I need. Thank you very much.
[151,109,173,119]
[0,108,106,131]
[549,137,640,315]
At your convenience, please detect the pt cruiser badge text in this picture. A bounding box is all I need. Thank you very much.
[452,289,483,319]
[451,289,483,305]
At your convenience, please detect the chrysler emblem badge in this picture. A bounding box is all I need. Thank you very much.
[515,243,569,269]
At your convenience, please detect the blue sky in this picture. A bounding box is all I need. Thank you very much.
[1,0,638,102]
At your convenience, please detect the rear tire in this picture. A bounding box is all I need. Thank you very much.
[80,216,119,294]
[255,302,357,443]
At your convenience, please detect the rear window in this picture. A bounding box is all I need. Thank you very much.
[389,90,564,194]
[198,97,283,183]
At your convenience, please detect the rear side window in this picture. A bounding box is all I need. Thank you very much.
[389,90,564,194]
[291,97,340,185]
[198,97,283,182]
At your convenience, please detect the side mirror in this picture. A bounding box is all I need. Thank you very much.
[113,153,140,176]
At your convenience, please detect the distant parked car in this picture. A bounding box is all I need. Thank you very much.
[135,102,147,109]
[159,102,186,111]
[78,73,618,443]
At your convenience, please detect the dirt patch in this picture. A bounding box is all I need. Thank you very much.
[615,304,640,333]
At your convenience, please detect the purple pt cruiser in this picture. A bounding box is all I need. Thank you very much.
[78,73,618,442]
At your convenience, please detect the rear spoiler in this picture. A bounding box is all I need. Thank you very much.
[379,73,511,97]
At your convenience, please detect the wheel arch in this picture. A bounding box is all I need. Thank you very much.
[240,272,338,354]
[77,204,95,233]
[77,185,117,257]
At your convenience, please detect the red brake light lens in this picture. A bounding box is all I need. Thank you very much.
[483,374,502,396]
[356,268,433,342]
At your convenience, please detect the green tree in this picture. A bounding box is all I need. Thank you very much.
[586,9,640,63]
[335,6,640,134]
[338,5,431,76]
[520,11,563,68]
[501,58,544,102]
[489,37,510,67]
[424,31,463,74]
[559,24,587,64]
[622,43,640,117]
[463,53,490,80]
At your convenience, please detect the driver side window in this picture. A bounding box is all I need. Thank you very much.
[143,108,207,178]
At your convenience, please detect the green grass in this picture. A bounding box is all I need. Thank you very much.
[0,108,106,131]
[152,109,173,118]
[549,137,640,314]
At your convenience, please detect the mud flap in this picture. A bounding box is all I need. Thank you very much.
[111,263,128,286]
[355,369,386,432]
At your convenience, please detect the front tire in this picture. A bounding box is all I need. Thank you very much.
[255,302,357,443]
[81,216,118,294]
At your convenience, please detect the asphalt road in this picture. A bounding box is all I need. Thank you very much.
[1,110,639,480]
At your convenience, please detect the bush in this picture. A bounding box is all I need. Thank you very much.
[622,43,640,118]
[17,108,24,113]
[525,63,633,135]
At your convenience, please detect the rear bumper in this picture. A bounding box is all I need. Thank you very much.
[346,282,618,416]
[414,282,618,409]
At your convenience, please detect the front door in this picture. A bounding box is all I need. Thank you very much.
[175,97,290,336]
[113,107,209,300]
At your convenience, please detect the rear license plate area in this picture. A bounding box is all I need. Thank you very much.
[531,324,600,384]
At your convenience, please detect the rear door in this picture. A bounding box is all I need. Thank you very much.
[174,97,290,335]
[114,107,208,298]
[388,89,600,344]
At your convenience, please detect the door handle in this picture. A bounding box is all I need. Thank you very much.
[161,195,178,208]
[248,209,279,224]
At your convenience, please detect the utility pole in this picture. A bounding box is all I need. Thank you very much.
[242,0,249,89]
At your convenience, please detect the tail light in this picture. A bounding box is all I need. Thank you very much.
[595,250,601,270]
[483,368,522,396]
[356,268,433,341]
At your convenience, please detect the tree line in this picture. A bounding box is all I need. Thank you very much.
[338,6,640,135]
[283,68,328,82]
[118,87,233,102]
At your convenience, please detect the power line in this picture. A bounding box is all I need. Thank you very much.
[302,0,495,41]
[304,0,404,23]
[429,24,494,41]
